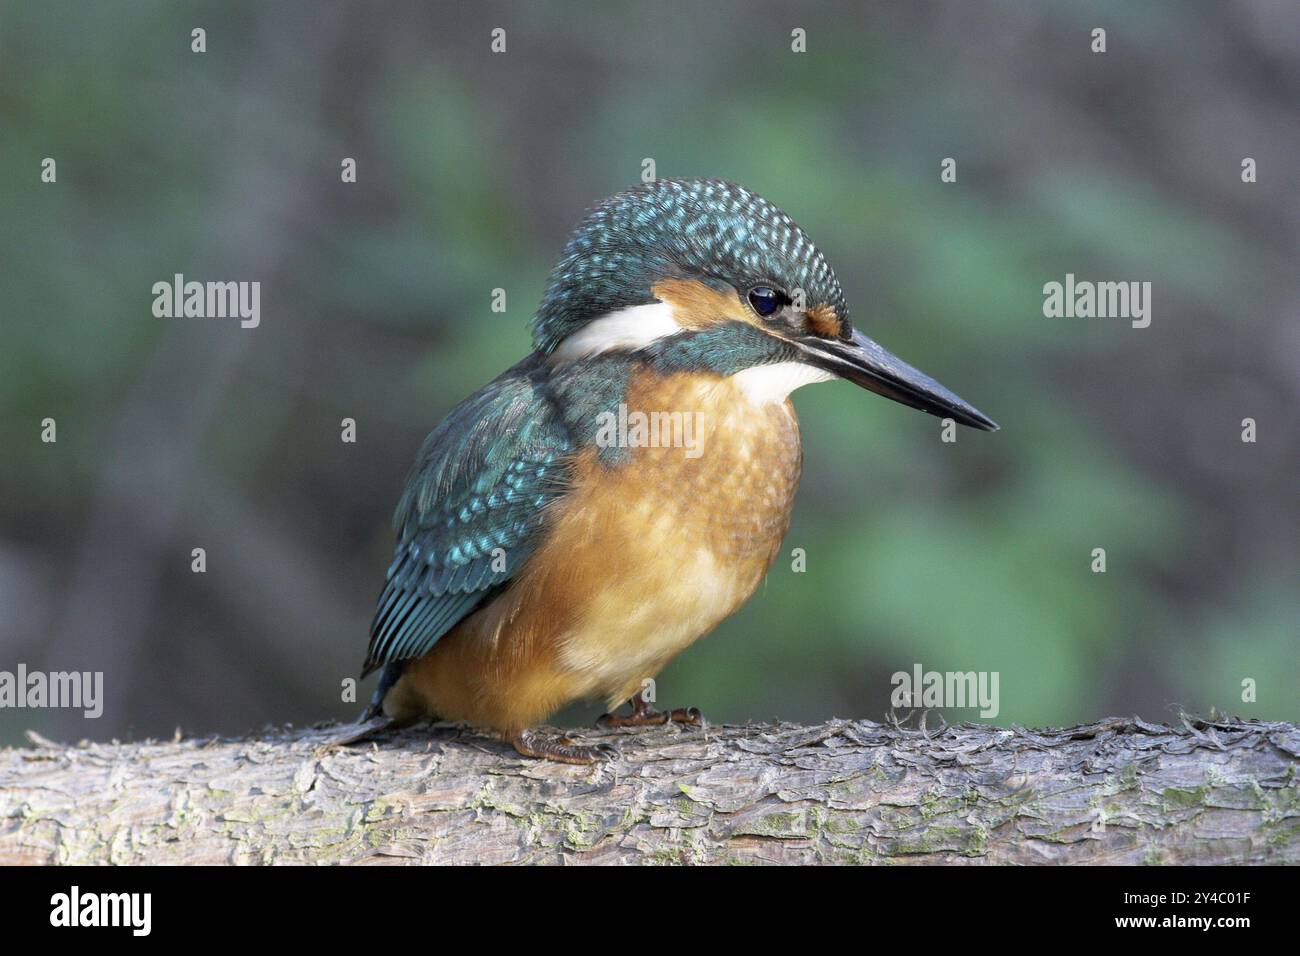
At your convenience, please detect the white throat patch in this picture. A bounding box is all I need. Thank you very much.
[730,362,835,404]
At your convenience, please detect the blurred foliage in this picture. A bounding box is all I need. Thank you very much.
[0,1,1296,746]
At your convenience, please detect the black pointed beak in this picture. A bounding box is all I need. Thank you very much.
[795,327,999,431]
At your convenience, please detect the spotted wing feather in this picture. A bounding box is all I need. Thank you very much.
[364,356,572,675]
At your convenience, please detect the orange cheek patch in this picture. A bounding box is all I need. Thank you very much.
[806,303,842,339]
[651,278,753,330]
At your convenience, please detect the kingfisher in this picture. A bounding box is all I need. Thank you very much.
[357,178,997,763]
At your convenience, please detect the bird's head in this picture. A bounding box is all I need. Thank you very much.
[532,178,997,430]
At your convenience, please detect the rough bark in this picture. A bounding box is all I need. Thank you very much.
[1,715,1296,865]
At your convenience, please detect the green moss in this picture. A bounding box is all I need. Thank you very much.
[919,787,976,819]
[886,822,988,857]
[362,799,392,822]
[469,779,528,818]
[822,812,862,834]
[1143,844,1167,865]
[618,804,641,829]
[736,808,806,838]
[648,840,705,865]
[561,810,606,851]
[1161,785,1210,811]
[1262,817,1299,849]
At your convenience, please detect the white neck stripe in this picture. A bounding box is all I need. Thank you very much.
[548,305,838,404]
[550,301,682,362]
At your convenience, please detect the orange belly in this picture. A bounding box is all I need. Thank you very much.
[384,367,803,733]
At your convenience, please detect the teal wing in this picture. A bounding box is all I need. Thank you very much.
[364,356,572,675]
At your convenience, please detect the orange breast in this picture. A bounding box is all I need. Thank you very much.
[387,367,803,733]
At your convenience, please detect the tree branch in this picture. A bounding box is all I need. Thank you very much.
[2,716,1296,864]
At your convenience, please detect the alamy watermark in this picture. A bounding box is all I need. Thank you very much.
[891,663,999,719]
[594,404,706,459]
[50,886,150,936]
[1043,273,1150,328]
[0,664,103,718]
[151,273,260,328]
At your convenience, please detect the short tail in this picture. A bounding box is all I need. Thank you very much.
[360,660,408,721]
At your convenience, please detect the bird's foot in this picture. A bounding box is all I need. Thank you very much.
[507,729,615,765]
[597,695,703,729]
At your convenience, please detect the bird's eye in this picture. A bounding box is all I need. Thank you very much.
[747,286,780,317]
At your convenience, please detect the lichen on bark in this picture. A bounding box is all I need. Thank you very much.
[1,715,1296,865]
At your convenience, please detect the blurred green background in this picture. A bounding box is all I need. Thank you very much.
[1,1,1296,747]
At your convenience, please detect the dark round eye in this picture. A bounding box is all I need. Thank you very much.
[747,286,780,316]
